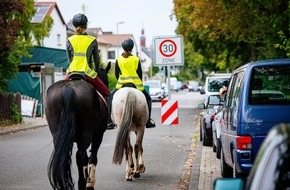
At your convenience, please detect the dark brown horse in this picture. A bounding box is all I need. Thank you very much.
[45,63,111,190]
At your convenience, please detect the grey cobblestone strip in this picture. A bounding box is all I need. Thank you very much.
[189,140,202,190]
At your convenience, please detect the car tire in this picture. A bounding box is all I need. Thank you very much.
[220,147,233,178]
[216,139,221,159]
[202,126,212,146]
[213,141,217,152]
[199,121,203,142]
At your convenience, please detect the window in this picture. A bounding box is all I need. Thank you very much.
[208,78,230,92]
[230,72,244,107]
[57,34,61,46]
[225,71,244,107]
[249,65,290,105]
[108,51,115,59]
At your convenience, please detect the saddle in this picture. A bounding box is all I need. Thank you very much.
[68,72,107,106]
[68,72,86,81]
[122,83,137,88]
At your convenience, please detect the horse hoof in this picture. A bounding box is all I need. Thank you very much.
[139,164,146,173]
[126,177,132,181]
[134,172,141,178]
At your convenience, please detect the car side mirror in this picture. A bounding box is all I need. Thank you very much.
[198,103,206,109]
[208,95,221,105]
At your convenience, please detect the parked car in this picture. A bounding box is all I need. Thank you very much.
[143,80,165,101]
[212,108,223,159]
[220,59,290,178]
[214,123,290,190]
[204,73,231,107]
[199,85,205,94]
[198,95,222,146]
[188,81,200,92]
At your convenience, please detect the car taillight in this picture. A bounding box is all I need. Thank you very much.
[236,136,252,150]
[210,114,215,120]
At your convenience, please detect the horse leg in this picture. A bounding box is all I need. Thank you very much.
[76,148,89,190]
[133,131,145,178]
[125,137,134,181]
[86,134,104,189]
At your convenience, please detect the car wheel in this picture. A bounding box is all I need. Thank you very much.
[213,140,217,152]
[202,126,212,146]
[199,121,202,142]
[220,147,233,178]
[216,139,221,159]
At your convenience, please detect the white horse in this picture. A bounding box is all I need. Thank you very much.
[111,87,149,181]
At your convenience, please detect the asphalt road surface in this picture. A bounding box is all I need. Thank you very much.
[0,91,205,190]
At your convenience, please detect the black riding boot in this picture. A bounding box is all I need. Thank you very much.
[105,95,116,130]
[146,100,156,128]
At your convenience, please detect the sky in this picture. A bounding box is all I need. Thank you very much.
[53,0,178,47]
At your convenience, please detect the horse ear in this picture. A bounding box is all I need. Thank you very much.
[106,61,111,73]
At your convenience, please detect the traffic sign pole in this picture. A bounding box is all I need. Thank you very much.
[153,35,184,136]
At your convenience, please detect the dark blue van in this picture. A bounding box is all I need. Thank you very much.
[220,59,290,178]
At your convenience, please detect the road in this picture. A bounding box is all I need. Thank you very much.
[0,91,205,190]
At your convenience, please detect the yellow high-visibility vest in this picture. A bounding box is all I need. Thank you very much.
[116,56,144,91]
[66,35,97,78]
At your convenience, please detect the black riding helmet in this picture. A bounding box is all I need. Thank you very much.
[72,13,88,28]
[122,38,134,51]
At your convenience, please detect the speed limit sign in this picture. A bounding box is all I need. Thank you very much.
[152,35,184,66]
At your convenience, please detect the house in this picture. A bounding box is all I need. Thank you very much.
[138,28,153,80]
[100,33,138,63]
[33,1,67,49]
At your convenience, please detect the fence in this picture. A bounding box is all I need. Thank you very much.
[0,93,38,121]
[0,93,21,121]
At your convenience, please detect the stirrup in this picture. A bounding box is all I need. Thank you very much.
[107,122,116,130]
[146,119,156,128]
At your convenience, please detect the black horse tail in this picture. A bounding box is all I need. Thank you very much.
[48,85,77,190]
[112,91,134,165]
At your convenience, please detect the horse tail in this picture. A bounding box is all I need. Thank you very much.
[48,85,76,190]
[112,91,134,165]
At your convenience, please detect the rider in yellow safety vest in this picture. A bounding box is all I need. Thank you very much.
[65,13,112,130]
[107,38,156,129]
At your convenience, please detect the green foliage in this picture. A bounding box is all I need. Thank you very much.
[0,0,53,93]
[275,31,290,57]
[108,72,117,90]
[10,102,22,123]
[173,0,290,74]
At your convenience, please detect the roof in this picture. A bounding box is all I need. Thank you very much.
[86,28,103,36]
[33,1,66,26]
[96,36,111,45]
[141,46,152,58]
[101,34,134,46]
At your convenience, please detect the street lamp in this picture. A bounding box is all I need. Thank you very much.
[116,21,125,58]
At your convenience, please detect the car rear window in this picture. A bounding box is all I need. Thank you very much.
[208,78,229,92]
[249,65,290,105]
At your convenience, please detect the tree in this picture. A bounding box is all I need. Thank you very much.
[173,0,290,74]
[0,0,53,93]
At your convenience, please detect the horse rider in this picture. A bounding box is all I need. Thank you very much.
[107,38,156,129]
[65,13,112,129]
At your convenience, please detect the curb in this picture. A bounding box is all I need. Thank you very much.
[0,123,48,136]
[189,140,202,190]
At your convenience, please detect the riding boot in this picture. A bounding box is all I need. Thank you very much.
[105,95,116,130]
[146,100,156,128]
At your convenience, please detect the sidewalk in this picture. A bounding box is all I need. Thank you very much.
[0,117,48,135]
[189,140,222,190]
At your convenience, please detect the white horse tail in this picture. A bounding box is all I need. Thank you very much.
[112,91,135,165]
